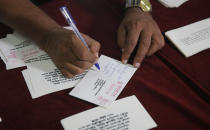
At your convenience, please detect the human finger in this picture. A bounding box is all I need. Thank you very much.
[122,23,142,63]
[60,68,74,78]
[82,34,101,57]
[147,33,165,56]
[117,23,126,49]
[133,30,152,67]
[71,34,97,63]
[63,62,85,76]
[73,60,95,69]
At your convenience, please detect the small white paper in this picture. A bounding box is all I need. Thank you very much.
[0,49,7,64]
[0,37,27,69]
[158,0,188,8]
[165,18,210,57]
[61,95,157,130]
[70,55,137,106]
[22,69,36,98]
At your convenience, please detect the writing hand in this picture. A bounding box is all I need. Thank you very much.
[40,27,100,78]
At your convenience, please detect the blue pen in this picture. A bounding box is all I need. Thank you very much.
[59,6,100,70]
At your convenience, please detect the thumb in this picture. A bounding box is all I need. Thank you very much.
[82,34,101,58]
[71,34,97,63]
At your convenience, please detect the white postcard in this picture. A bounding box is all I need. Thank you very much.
[61,95,157,130]
[70,55,137,106]
[165,18,210,57]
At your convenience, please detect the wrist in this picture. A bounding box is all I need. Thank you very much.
[38,25,63,51]
[125,7,143,13]
[125,0,152,12]
[38,26,75,53]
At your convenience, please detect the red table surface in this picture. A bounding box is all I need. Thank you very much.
[0,0,209,129]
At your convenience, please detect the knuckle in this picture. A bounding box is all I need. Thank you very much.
[136,21,143,29]
[92,41,101,50]
[127,22,135,30]
[71,34,78,44]
[127,25,132,31]
[128,21,142,30]
[96,42,101,48]
[156,38,165,48]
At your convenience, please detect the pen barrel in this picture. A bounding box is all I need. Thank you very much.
[60,6,89,49]
[71,24,89,49]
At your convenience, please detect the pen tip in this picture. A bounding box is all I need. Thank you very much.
[95,63,100,70]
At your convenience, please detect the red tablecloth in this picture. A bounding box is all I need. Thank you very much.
[0,0,209,129]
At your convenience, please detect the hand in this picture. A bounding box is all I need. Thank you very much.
[40,27,100,78]
[117,8,165,67]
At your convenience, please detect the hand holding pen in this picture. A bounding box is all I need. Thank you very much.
[60,6,100,70]
[39,7,100,78]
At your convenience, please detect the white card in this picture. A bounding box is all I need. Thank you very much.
[165,18,210,57]
[22,58,86,99]
[22,69,36,98]
[61,95,157,130]
[70,55,137,106]
[0,37,26,69]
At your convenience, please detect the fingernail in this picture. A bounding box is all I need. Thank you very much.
[122,60,127,64]
[134,63,141,68]
[95,53,99,58]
